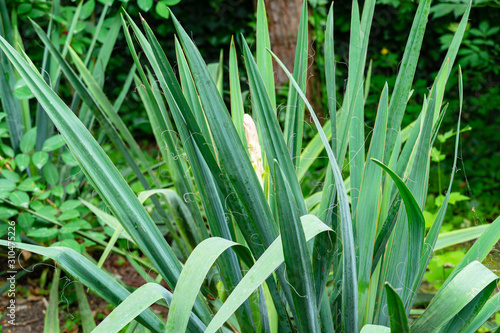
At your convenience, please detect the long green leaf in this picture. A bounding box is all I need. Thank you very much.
[464,291,500,333]
[409,67,465,309]
[170,11,280,250]
[44,266,61,333]
[75,283,96,333]
[122,19,208,246]
[30,19,156,202]
[360,325,390,333]
[68,47,157,184]
[256,0,275,108]
[175,37,213,150]
[229,36,246,145]
[273,161,319,332]
[356,84,389,322]
[241,38,306,215]
[283,0,308,169]
[166,237,252,333]
[384,283,409,333]
[271,50,359,333]
[384,0,432,163]
[434,225,489,251]
[94,283,204,333]
[411,261,498,333]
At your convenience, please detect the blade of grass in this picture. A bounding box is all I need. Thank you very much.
[0,0,23,151]
[384,283,409,333]
[122,21,208,246]
[93,283,205,333]
[80,199,135,243]
[68,47,157,184]
[175,38,213,149]
[434,225,489,251]
[96,225,123,268]
[34,0,60,151]
[464,291,500,333]
[139,189,196,256]
[75,283,96,333]
[384,0,432,163]
[347,0,365,223]
[440,281,496,333]
[308,3,339,296]
[410,261,498,333]
[283,0,308,169]
[256,0,275,109]
[273,160,320,332]
[356,84,389,324]
[409,66,464,309]
[30,19,159,207]
[165,237,253,333]
[44,266,61,333]
[229,37,246,145]
[360,325,390,333]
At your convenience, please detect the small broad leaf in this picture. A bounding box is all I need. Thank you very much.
[60,200,82,211]
[20,127,37,153]
[0,179,16,193]
[42,135,66,152]
[17,3,32,14]
[0,207,17,219]
[61,220,91,233]
[0,143,15,157]
[164,0,181,5]
[62,150,78,166]
[80,0,95,20]
[156,1,170,18]
[15,154,30,171]
[51,239,84,253]
[8,191,30,208]
[1,170,20,182]
[28,227,59,240]
[18,213,35,232]
[32,151,49,169]
[13,79,34,99]
[17,176,42,192]
[138,0,153,11]
[58,209,80,221]
[435,192,469,206]
[44,162,59,186]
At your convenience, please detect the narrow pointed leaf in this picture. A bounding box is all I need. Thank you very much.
[273,161,319,332]
[384,283,409,333]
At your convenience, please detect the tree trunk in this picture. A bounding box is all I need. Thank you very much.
[265,0,303,87]
[254,0,324,122]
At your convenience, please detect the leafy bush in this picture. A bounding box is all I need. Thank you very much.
[1,0,500,332]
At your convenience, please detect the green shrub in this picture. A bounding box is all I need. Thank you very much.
[1,0,500,332]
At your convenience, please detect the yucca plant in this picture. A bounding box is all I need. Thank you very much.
[1,0,500,332]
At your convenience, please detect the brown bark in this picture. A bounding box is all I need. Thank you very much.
[265,0,303,86]
[253,0,324,121]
